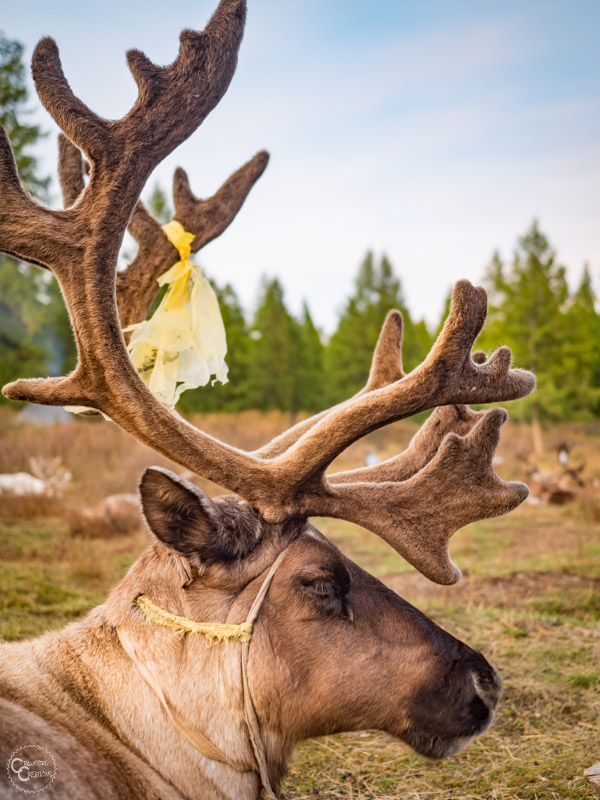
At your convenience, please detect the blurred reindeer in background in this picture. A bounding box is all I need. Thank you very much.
[66,493,141,538]
[520,441,588,506]
[0,456,71,498]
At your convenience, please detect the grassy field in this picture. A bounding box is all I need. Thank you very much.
[0,410,599,799]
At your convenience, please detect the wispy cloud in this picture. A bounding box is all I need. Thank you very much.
[3,0,599,330]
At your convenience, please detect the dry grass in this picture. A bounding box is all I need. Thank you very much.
[0,409,599,799]
[0,495,64,520]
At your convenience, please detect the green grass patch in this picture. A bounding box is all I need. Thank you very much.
[0,517,143,640]
[569,672,599,689]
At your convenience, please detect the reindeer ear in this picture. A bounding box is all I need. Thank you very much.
[139,467,221,558]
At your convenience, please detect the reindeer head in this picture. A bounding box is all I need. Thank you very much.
[0,2,534,796]
[125,465,503,760]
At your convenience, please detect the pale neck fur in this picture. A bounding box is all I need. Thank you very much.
[0,543,292,799]
[80,546,289,800]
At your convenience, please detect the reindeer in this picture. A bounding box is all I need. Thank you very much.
[518,445,587,506]
[66,494,141,538]
[0,2,536,798]
[0,456,71,498]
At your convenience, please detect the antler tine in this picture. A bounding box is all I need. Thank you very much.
[0,127,79,270]
[330,404,484,485]
[58,134,86,208]
[32,37,106,163]
[0,0,247,273]
[254,309,405,460]
[364,309,405,390]
[117,151,269,331]
[314,408,528,585]
[172,156,270,251]
[267,281,535,494]
[34,0,245,166]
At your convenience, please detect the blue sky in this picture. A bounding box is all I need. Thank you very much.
[3,0,599,331]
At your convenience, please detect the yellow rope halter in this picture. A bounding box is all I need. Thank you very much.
[135,594,253,643]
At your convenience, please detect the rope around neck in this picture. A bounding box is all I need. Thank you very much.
[117,629,253,772]
[135,594,253,642]
[117,548,289,800]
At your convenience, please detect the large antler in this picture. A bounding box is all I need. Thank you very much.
[0,2,535,585]
[257,299,531,583]
[322,405,525,583]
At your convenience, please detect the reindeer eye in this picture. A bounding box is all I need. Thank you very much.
[297,574,350,620]
[302,579,333,597]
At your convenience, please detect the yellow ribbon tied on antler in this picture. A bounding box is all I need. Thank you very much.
[124,221,228,407]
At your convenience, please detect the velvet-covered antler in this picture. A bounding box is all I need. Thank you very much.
[0,1,535,584]
[323,406,524,583]
[253,309,406,459]
[56,132,268,333]
[250,296,531,584]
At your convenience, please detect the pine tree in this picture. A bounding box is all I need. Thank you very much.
[327,251,388,403]
[477,221,570,424]
[245,278,304,412]
[326,252,431,403]
[410,318,434,368]
[295,303,325,413]
[325,295,367,403]
[147,183,172,224]
[0,32,49,198]
[433,289,452,339]
[356,251,377,306]
[561,264,600,417]
[0,259,47,392]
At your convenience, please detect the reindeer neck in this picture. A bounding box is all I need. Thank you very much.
[0,541,294,800]
[78,547,290,800]
[39,604,256,800]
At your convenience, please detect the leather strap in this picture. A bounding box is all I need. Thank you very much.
[240,549,289,799]
[118,627,254,773]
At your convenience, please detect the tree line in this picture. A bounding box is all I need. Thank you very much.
[1,31,599,423]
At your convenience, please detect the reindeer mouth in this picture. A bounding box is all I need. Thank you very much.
[403,731,477,760]
[400,668,501,761]
[402,699,498,761]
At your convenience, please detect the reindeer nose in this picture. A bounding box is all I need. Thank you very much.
[472,662,503,711]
